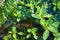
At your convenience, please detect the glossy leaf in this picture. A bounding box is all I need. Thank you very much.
[55,33,60,40]
[32,14,40,19]
[27,29,31,33]
[13,34,17,40]
[39,6,46,18]
[47,25,58,34]
[31,28,38,34]
[18,32,24,35]
[34,35,38,39]
[43,30,49,40]
[12,27,17,34]
[26,34,31,38]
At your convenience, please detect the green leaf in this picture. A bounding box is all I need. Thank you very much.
[40,19,46,27]
[12,27,17,40]
[32,14,40,19]
[57,1,60,9]
[27,29,32,33]
[18,32,24,35]
[46,19,53,25]
[33,35,38,39]
[31,28,38,34]
[19,1,24,5]
[17,11,21,17]
[4,36,9,40]
[47,25,58,34]
[17,18,21,22]
[26,34,31,38]
[43,30,49,40]
[39,6,46,18]
[55,33,60,40]
[43,14,53,18]
[52,22,59,28]
[14,11,21,18]
[8,31,12,34]
[12,27,17,34]
[13,34,17,39]
[47,22,59,33]
[37,6,40,13]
